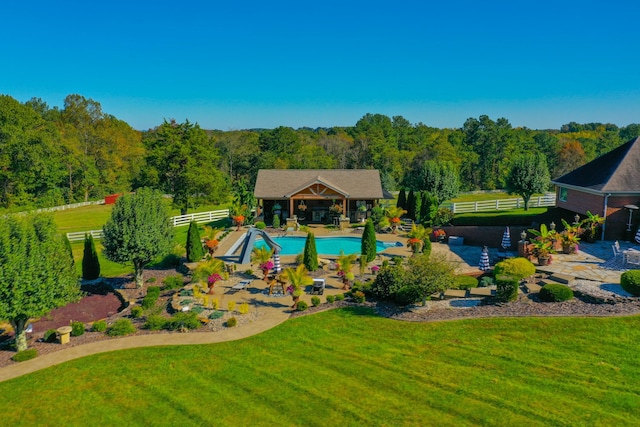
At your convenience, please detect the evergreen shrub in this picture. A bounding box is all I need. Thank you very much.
[166,312,200,330]
[494,257,536,280]
[209,310,224,320]
[311,296,321,306]
[272,214,280,228]
[255,221,266,230]
[303,232,319,271]
[226,316,238,327]
[82,233,100,280]
[621,270,640,296]
[144,315,166,330]
[71,321,85,336]
[296,301,309,311]
[107,319,136,336]
[186,221,204,262]
[131,306,143,318]
[335,294,345,301]
[395,286,419,306]
[352,291,366,303]
[162,274,184,290]
[326,295,335,303]
[496,275,519,302]
[92,320,107,332]
[479,276,495,287]
[539,284,574,302]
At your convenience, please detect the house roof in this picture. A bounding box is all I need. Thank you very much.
[254,169,384,199]
[552,136,640,194]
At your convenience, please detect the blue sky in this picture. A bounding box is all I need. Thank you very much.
[2,1,639,130]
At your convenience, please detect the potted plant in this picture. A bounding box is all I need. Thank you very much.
[559,219,580,254]
[384,206,407,234]
[579,211,605,242]
[251,246,274,279]
[336,250,358,289]
[528,224,557,265]
[284,264,313,308]
[407,237,423,255]
[433,229,446,243]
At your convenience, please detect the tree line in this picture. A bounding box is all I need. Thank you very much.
[1,93,639,213]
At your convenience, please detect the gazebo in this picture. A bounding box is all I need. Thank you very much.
[253,169,391,224]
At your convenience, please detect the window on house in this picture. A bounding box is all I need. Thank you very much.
[559,187,567,202]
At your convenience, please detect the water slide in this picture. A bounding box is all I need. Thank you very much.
[238,228,283,270]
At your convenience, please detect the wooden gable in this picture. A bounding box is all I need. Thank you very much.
[292,183,345,200]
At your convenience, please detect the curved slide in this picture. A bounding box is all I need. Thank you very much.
[238,227,283,267]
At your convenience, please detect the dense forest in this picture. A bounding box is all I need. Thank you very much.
[1,93,639,213]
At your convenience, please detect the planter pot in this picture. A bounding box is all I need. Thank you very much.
[562,244,576,254]
[537,256,550,266]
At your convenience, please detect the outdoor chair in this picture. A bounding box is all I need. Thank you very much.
[612,244,622,259]
[310,278,325,295]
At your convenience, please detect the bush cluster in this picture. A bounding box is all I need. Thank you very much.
[539,284,574,302]
[71,321,85,337]
[395,286,419,306]
[370,264,406,300]
[296,301,309,311]
[311,296,321,306]
[92,320,107,332]
[166,312,201,330]
[496,275,519,302]
[131,306,144,318]
[335,294,345,301]
[621,270,640,296]
[326,295,335,304]
[162,274,184,290]
[12,349,38,362]
[494,257,536,280]
[107,318,136,336]
[144,314,166,330]
[453,275,479,290]
[142,286,161,309]
[352,291,366,303]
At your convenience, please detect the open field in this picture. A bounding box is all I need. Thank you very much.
[2,308,639,426]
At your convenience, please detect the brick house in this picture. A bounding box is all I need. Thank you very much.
[253,169,391,224]
[551,136,640,240]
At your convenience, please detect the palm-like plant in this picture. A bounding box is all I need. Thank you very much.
[251,246,274,278]
[192,258,227,294]
[284,264,314,297]
[384,206,407,233]
[528,224,557,259]
[407,224,432,249]
[336,250,358,288]
[559,219,581,253]
[579,211,605,242]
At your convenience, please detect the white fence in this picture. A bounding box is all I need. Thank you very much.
[66,208,231,242]
[33,200,105,213]
[441,193,556,213]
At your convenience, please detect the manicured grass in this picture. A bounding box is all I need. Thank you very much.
[52,201,231,234]
[3,308,640,426]
[452,207,548,226]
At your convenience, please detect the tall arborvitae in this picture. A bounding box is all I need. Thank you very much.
[361,219,377,262]
[186,220,204,262]
[63,234,75,266]
[303,232,319,271]
[406,190,416,220]
[82,233,100,280]
[397,188,407,210]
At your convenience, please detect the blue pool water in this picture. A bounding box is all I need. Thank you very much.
[254,236,400,256]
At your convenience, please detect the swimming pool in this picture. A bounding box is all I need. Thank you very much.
[254,236,400,256]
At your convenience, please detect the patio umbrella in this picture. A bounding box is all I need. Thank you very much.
[636,228,640,245]
[501,226,512,250]
[479,246,490,271]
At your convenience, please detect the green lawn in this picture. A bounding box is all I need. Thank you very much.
[52,201,231,234]
[3,308,639,426]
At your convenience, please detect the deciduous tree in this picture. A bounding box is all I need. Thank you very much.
[506,153,550,210]
[102,188,173,287]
